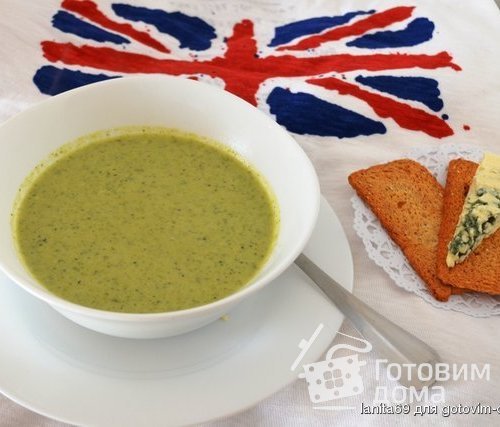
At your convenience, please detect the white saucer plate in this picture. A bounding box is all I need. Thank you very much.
[0,196,353,426]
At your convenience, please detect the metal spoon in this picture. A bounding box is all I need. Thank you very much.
[295,253,440,389]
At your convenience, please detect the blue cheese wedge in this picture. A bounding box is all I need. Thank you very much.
[446,152,500,267]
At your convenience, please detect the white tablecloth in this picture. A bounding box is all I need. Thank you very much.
[1,0,499,425]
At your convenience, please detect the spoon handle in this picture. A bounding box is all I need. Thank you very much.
[295,253,440,389]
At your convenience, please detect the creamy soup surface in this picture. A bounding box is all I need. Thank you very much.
[12,127,278,313]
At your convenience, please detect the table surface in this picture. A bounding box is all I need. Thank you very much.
[1,0,499,426]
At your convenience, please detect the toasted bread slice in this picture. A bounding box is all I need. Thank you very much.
[349,159,453,301]
[437,159,500,294]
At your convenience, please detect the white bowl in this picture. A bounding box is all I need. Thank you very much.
[0,76,320,339]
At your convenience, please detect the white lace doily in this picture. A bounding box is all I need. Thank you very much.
[351,144,500,317]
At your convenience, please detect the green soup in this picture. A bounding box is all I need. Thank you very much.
[12,127,278,313]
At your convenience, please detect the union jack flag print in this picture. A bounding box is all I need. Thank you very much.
[34,0,461,139]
